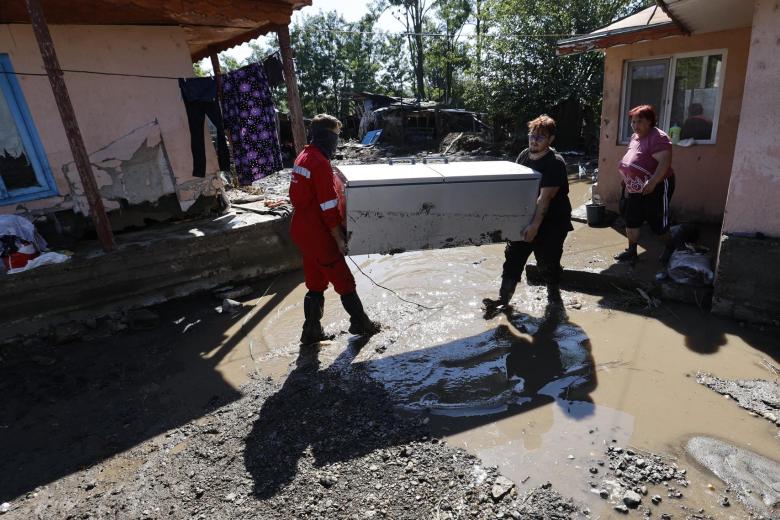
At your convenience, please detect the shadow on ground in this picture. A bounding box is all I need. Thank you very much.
[244,287,598,498]
[0,272,301,502]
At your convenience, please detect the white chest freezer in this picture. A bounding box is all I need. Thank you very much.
[333,161,541,255]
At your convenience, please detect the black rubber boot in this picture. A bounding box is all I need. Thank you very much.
[300,291,332,345]
[498,277,517,306]
[340,292,381,336]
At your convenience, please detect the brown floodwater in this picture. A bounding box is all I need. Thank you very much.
[218,244,778,519]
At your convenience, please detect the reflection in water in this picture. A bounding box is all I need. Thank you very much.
[364,287,596,420]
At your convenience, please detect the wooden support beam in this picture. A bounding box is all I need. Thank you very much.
[24,0,115,251]
[210,51,223,102]
[276,24,306,154]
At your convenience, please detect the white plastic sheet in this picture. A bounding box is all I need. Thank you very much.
[7,252,70,274]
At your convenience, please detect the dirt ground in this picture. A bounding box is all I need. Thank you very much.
[1,239,778,519]
[1,158,778,519]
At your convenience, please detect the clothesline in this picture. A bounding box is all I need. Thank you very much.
[0,52,282,81]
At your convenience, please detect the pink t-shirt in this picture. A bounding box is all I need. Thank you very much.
[618,127,675,193]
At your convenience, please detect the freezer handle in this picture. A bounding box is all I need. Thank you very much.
[421,156,449,164]
[387,157,417,165]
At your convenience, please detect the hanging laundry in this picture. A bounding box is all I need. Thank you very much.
[263,53,285,88]
[220,62,283,186]
[178,77,231,178]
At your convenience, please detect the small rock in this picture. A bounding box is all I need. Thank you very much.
[567,454,575,460]
[491,476,514,501]
[651,495,662,505]
[614,504,629,514]
[660,514,671,520]
[319,475,338,488]
[84,481,96,491]
[223,492,236,502]
[624,490,642,508]
[720,496,729,507]
[222,298,243,314]
[589,467,598,474]
[599,489,609,499]
[0,503,9,514]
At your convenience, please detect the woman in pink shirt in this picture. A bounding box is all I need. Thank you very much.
[615,105,675,263]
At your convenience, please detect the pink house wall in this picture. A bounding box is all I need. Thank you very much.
[0,25,219,216]
[721,0,780,236]
[597,28,751,222]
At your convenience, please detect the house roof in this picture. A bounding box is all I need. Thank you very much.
[0,0,311,60]
[557,0,753,56]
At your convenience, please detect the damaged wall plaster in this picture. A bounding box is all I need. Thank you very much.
[0,24,223,220]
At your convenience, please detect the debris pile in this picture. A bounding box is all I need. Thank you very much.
[696,372,780,426]
[589,443,716,518]
[5,359,587,519]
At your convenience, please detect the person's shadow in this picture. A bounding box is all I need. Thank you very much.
[244,335,421,499]
[503,286,596,414]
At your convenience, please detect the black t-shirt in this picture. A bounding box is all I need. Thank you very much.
[516,148,573,231]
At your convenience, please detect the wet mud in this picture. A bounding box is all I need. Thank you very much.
[2,244,779,519]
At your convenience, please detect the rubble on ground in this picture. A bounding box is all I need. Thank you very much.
[589,441,733,518]
[696,372,780,426]
[5,355,587,519]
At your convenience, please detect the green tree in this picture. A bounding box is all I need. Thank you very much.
[218,54,242,72]
[425,0,471,104]
[388,0,435,100]
[463,0,652,148]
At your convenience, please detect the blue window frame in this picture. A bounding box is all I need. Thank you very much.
[0,54,58,205]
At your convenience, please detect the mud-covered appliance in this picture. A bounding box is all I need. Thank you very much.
[333,161,541,255]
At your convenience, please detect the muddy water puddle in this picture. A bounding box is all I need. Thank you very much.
[249,245,779,518]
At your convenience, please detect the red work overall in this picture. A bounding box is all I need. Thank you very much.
[289,144,356,295]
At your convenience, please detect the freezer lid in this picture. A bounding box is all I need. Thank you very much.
[426,161,541,182]
[334,164,444,187]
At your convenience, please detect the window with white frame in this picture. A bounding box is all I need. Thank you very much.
[620,50,726,144]
[0,54,58,205]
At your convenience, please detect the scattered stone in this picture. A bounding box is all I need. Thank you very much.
[319,475,338,488]
[0,503,9,514]
[589,467,598,474]
[652,495,662,505]
[661,514,671,520]
[491,476,514,501]
[599,489,609,499]
[720,496,729,507]
[614,504,629,514]
[221,298,243,314]
[623,490,642,508]
[696,373,780,427]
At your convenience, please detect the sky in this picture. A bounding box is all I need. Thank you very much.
[198,1,406,72]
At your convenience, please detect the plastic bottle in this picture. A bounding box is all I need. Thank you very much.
[669,123,681,144]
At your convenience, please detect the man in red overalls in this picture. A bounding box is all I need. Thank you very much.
[289,114,381,345]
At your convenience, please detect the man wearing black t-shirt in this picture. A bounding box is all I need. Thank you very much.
[485,115,573,309]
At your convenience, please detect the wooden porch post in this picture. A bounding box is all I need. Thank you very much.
[209,51,223,102]
[25,0,115,251]
[276,24,306,154]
